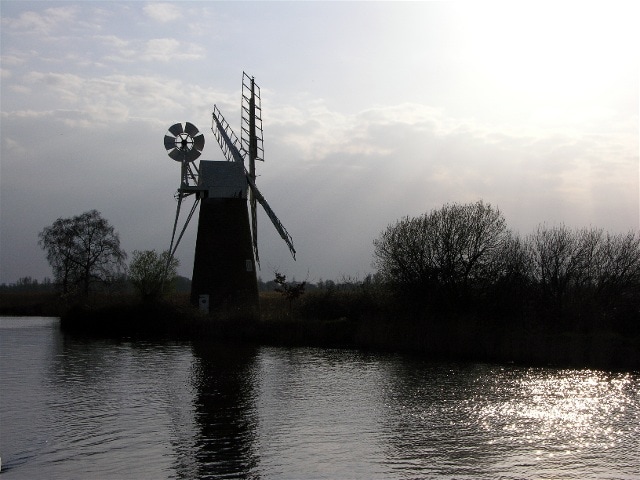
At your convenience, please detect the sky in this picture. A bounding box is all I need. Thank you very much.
[1,1,638,285]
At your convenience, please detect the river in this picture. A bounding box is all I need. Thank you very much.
[0,317,638,479]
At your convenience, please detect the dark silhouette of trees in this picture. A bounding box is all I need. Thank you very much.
[38,210,127,296]
[525,225,640,329]
[373,201,509,302]
[128,250,179,301]
[597,231,640,295]
[0,277,54,293]
[373,203,640,340]
[527,223,579,320]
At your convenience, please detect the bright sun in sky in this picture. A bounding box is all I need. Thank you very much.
[448,2,637,129]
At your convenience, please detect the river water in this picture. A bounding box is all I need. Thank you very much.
[0,317,638,479]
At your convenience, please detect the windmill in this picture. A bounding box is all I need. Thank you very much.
[164,72,295,316]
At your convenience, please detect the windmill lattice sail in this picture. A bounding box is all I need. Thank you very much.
[211,74,296,265]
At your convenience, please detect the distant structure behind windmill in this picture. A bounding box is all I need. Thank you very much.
[163,73,296,317]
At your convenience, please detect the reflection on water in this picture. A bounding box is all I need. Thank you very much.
[189,342,259,479]
[253,349,391,479]
[1,317,638,479]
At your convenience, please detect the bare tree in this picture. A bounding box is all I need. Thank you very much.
[527,224,579,311]
[129,250,179,301]
[571,227,605,290]
[373,201,509,296]
[39,210,127,296]
[372,214,435,288]
[526,224,640,325]
[496,232,531,282]
[598,230,640,295]
[431,201,508,289]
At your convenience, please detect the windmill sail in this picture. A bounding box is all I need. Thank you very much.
[212,106,244,164]
[241,74,263,267]
[241,73,264,163]
[210,101,296,264]
[246,175,296,260]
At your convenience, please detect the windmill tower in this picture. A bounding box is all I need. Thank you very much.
[163,73,296,317]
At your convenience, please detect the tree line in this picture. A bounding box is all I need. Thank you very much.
[36,210,181,301]
[31,205,640,338]
[0,276,54,293]
[372,201,640,336]
[32,210,361,300]
[21,205,639,366]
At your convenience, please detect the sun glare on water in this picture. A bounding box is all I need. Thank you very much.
[473,368,638,459]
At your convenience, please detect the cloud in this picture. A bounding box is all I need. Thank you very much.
[95,34,130,49]
[263,100,638,239]
[0,54,27,67]
[2,136,27,157]
[1,5,78,35]
[143,3,183,23]
[142,38,205,62]
[14,71,218,128]
[98,37,205,64]
[2,4,204,72]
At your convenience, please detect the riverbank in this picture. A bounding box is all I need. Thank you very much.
[3,292,638,370]
[60,300,639,371]
[0,292,61,316]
